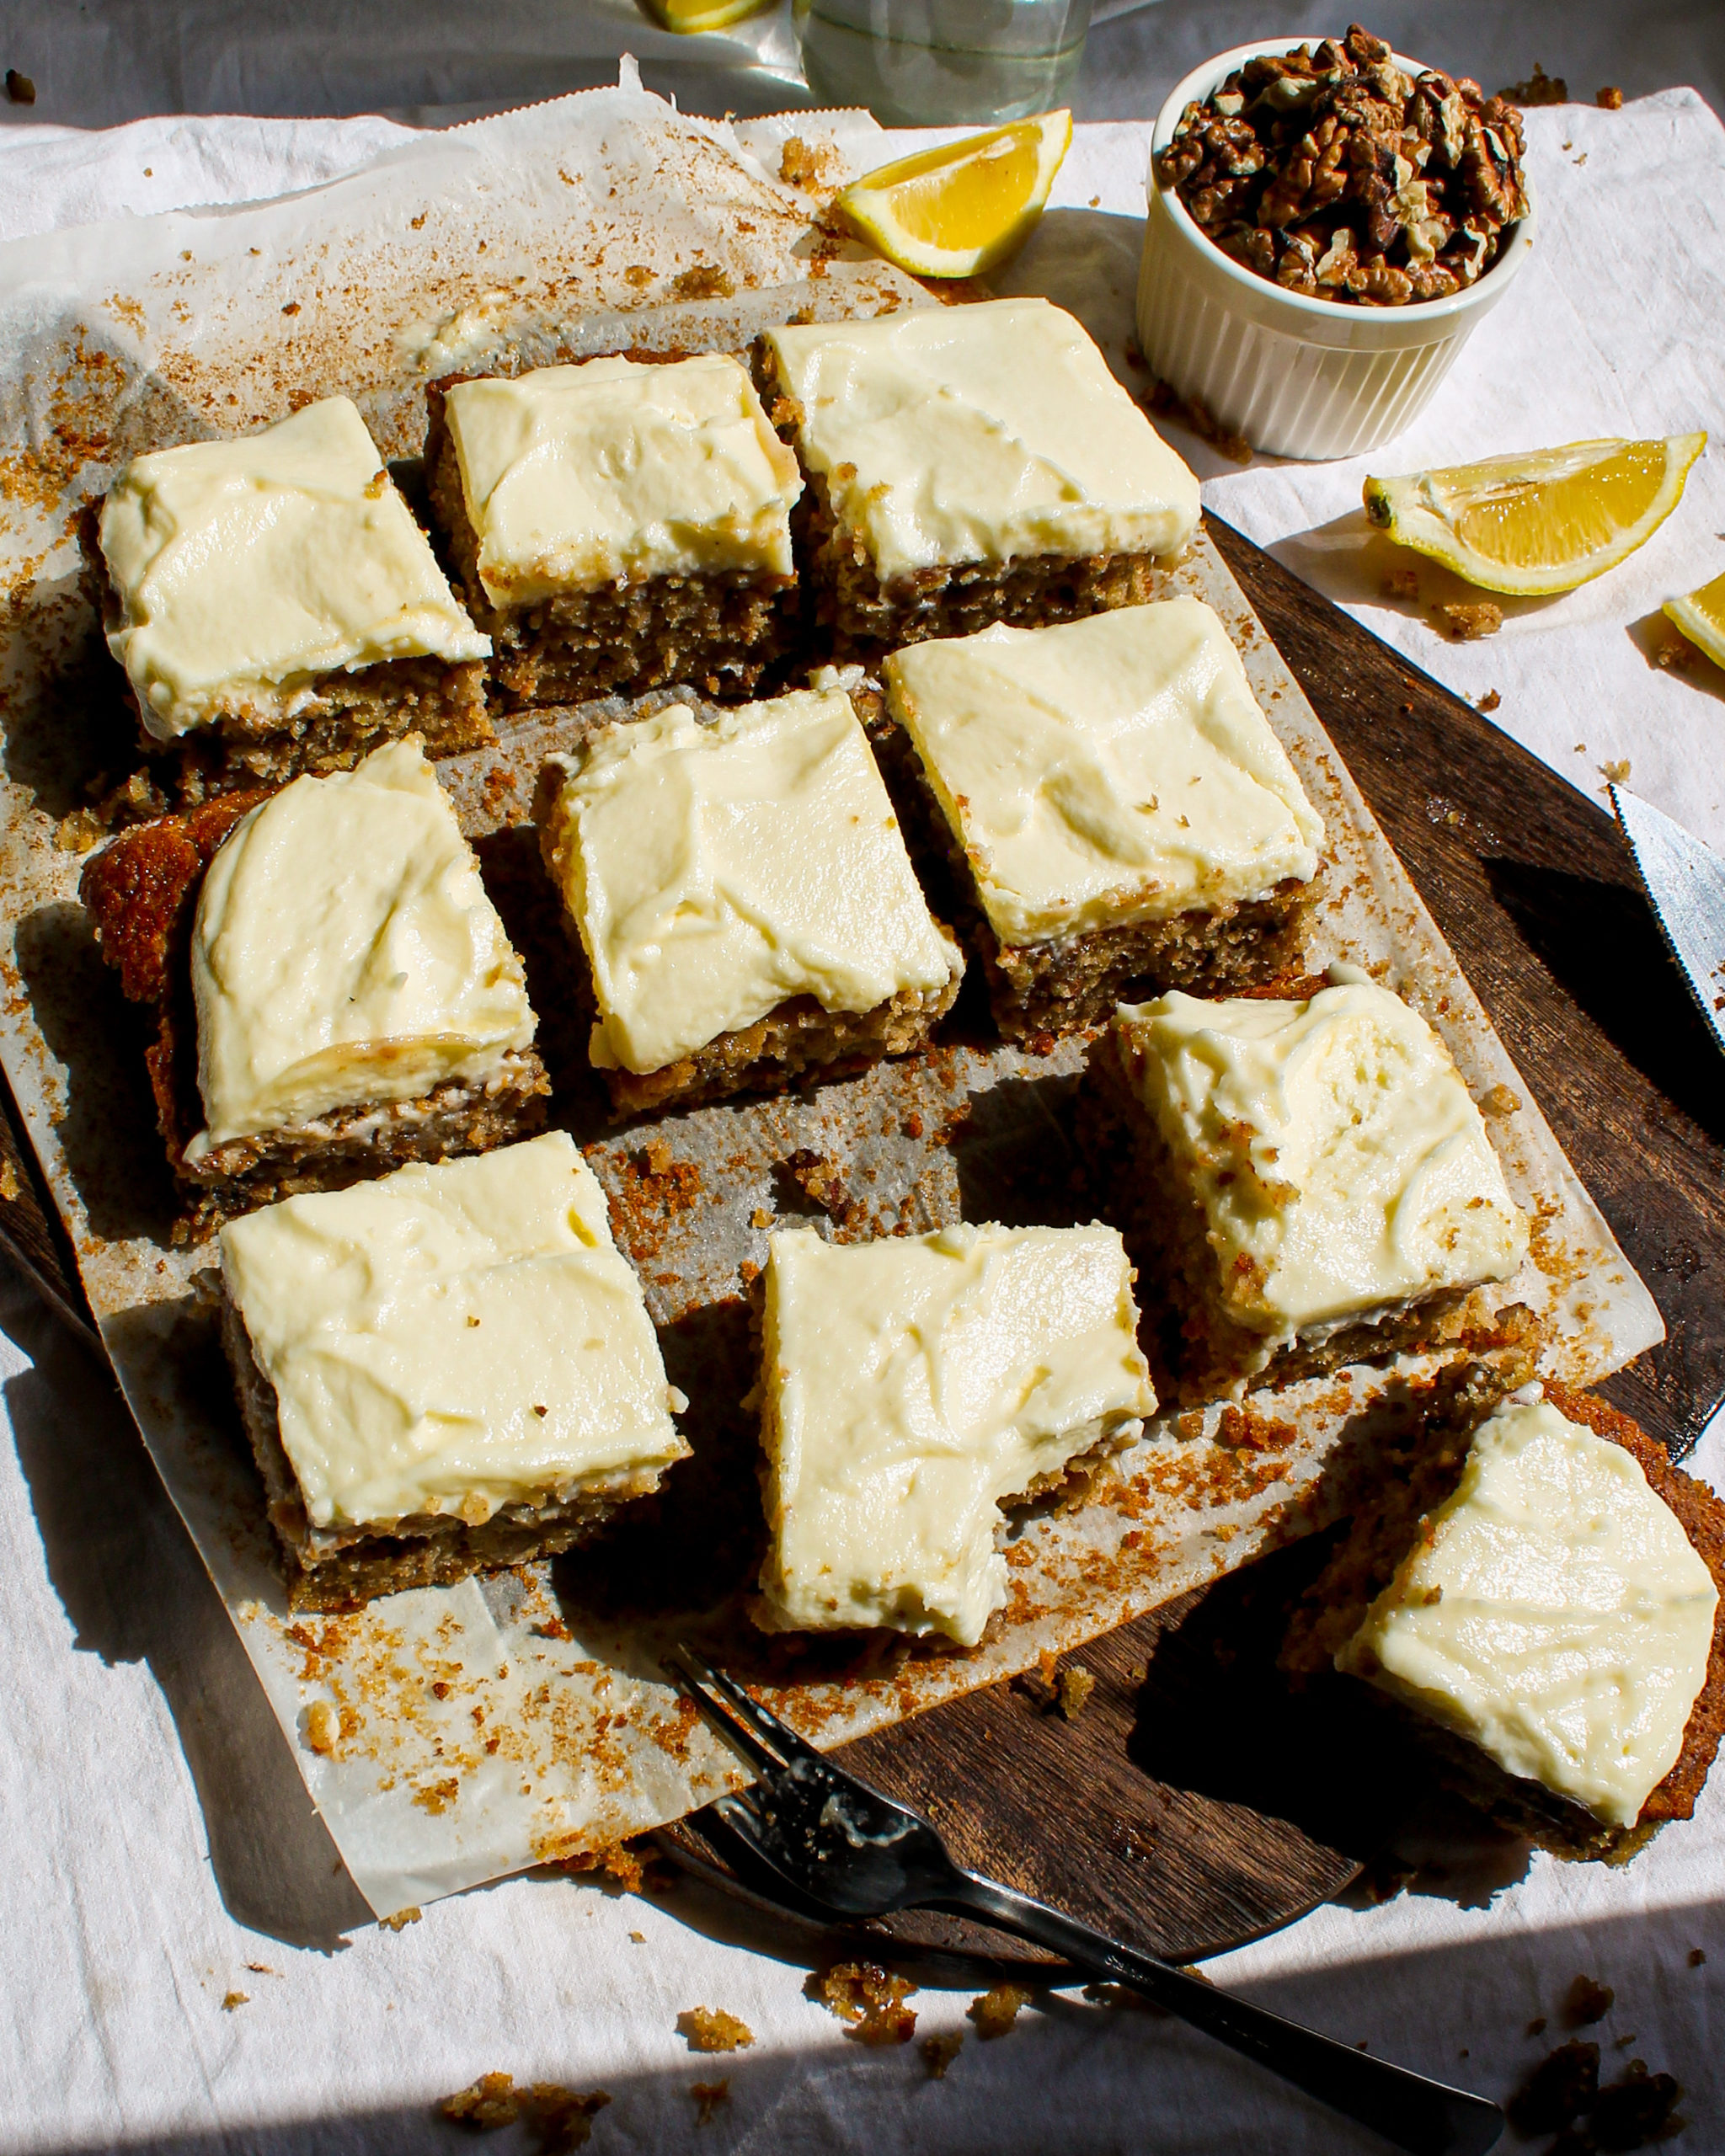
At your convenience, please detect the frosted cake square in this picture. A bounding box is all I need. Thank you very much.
[79,738,547,1235]
[755,1221,1156,1646]
[426,354,803,707]
[216,1132,691,1609]
[1081,977,1528,1401]
[761,297,1201,654]
[883,600,1325,1040]
[532,686,964,1116]
[94,395,492,793]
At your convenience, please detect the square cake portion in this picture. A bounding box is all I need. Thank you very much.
[533,687,964,1116]
[80,737,547,1235]
[1081,976,1529,1402]
[755,1221,1156,1646]
[218,1131,691,1609]
[1284,1370,1725,1859]
[883,600,1326,1039]
[761,296,1200,654]
[426,354,804,707]
[96,395,492,792]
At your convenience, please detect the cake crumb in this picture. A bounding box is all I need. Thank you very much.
[221,1990,248,2011]
[1436,600,1503,640]
[303,1700,340,1753]
[1056,1666,1096,1721]
[968,1983,1031,2039]
[921,2031,964,2079]
[690,2079,730,2126]
[1654,635,1696,670]
[559,1841,647,1893]
[1381,566,1421,600]
[441,2071,520,2127]
[814,1961,918,2044]
[379,1906,421,1932]
[1474,689,1502,712]
[1528,2015,1549,2036]
[677,2007,755,2054]
[1598,85,1624,108]
[1599,759,1632,785]
[4,68,35,104]
[0,1158,18,1203]
[750,1208,772,1229]
[1499,62,1568,106]
[1481,1085,1521,1118]
[672,264,734,302]
[439,2077,611,2146]
[1688,1947,1706,1967]
[1508,2040,1599,2134]
[1593,2059,1681,2145]
[629,1930,646,1944]
[1565,1974,1615,2025]
[244,1961,280,1977]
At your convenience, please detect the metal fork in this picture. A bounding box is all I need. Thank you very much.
[664,1646,1503,2156]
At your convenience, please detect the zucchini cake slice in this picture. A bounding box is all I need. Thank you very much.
[532,686,964,1117]
[1081,975,1528,1401]
[882,600,1326,1040]
[754,1221,1156,1646]
[426,354,803,707]
[761,296,1201,656]
[94,394,492,794]
[1284,1373,1725,1860]
[80,737,547,1236]
[217,1131,691,1609]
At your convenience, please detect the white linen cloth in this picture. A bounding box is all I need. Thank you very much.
[3,16,1725,2153]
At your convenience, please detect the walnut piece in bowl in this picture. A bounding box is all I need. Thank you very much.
[1136,24,1536,461]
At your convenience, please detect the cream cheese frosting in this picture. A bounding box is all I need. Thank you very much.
[764,298,1201,583]
[1113,980,1527,1358]
[756,1222,1155,1646]
[187,739,535,1154]
[99,395,489,740]
[1341,1396,1718,1828]
[884,601,1325,944]
[219,1133,688,1532]
[542,690,962,1075]
[441,355,804,604]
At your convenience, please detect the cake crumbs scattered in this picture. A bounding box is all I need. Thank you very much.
[378,1906,421,1932]
[1436,601,1503,640]
[244,1961,280,1977]
[4,68,35,103]
[1529,2015,1549,2036]
[1509,2041,1599,2134]
[750,1208,772,1229]
[1499,62,1567,106]
[690,2079,730,2126]
[1481,1085,1521,1118]
[558,1841,648,1893]
[968,1983,1031,2039]
[672,264,734,302]
[1381,567,1421,600]
[628,1930,645,1944]
[1566,1975,1615,2026]
[814,1961,918,2044]
[1138,375,1252,465]
[921,2032,964,2079]
[1688,1948,1706,1967]
[440,2075,611,2148]
[1598,85,1625,108]
[221,1990,248,2011]
[677,2007,755,2054]
[0,1158,18,1203]
[1056,1666,1096,1721]
[1599,760,1632,786]
[1475,689,1502,713]
[1593,2059,1683,2146]
[303,1699,340,1753]
[1654,636,1696,670]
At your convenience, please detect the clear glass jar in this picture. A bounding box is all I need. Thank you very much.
[793,0,1092,127]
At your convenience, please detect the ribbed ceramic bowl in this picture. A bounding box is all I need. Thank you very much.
[1135,39,1536,461]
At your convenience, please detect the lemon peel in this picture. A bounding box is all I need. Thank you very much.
[836,110,1071,280]
[1664,568,1725,672]
[1363,434,1706,596]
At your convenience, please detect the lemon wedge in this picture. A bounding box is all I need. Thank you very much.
[1664,568,1725,670]
[1363,434,1707,595]
[637,0,773,31]
[836,110,1071,280]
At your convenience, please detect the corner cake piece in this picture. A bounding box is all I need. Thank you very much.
[95,395,492,792]
[754,1221,1156,1646]
[1081,975,1529,1402]
[883,600,1326,1039]
[80,737,547,1236]
[217,1131,691,1609]
[425,353,804,707]
[532,686,964,1117]
[761,296,1201,655]
[1284,1367,1725,1860]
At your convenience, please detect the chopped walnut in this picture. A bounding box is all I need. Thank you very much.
[677,2007,755,2053]
[1156,27,1527,307]
[815,1961,919,2044]
[1435,600,1503,639]
[968,1982,1032,2038]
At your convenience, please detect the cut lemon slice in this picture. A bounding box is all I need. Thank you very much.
[836,110,1071,280]
[1664,568,1725,670]
[1363,434,1707,596]
[637,0,773,31]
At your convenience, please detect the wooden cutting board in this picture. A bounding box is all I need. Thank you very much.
[3,511,1721,1968]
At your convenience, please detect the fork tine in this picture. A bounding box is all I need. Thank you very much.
[680,1647,827,1769]
[661,1646,783,1778]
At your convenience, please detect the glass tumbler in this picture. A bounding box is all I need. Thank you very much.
[793,0,1092,127]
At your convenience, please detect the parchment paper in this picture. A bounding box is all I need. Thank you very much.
[0,75,1662,1918]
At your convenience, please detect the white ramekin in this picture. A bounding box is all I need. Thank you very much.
[1135,39,1536,461]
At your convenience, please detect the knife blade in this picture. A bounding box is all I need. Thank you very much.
[1610,784,1725,1060]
